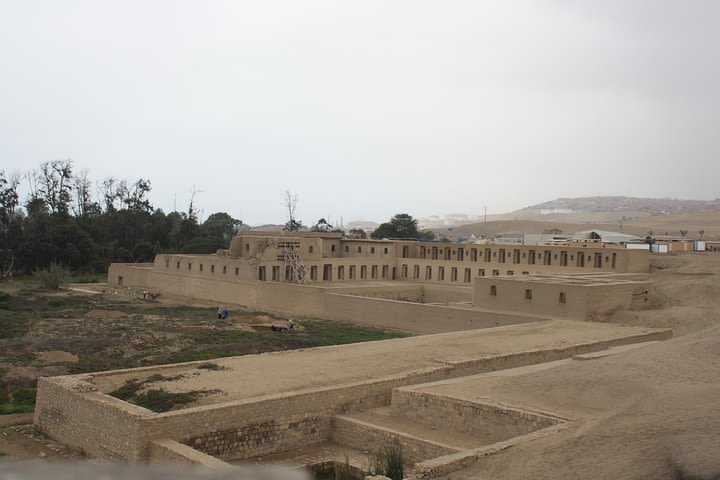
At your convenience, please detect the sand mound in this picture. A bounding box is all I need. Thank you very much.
[250,315,275,324]
[36,350,79,364]
[608,253,720,336]
[85,309,126,319]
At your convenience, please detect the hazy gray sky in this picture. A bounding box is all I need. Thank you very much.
[1,1,718,225]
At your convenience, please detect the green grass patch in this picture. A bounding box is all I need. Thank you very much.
[12,389,36,405]
[189,319,407,352]
[0,309,30,339]
[108,378,145,401]
[0,374,36,415]
[0,291,11,306]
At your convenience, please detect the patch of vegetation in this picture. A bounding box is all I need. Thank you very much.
[12,388,36,405]
[109,374,185,401]
[108,378,145,401]
[0,370,36,414]
[33,261,70,290]
[310,458,362,480]
[133,389,213,413]
[0,295,30,339]
[368,442,405,480]
[197,363,228,371]
[0,291,11,306]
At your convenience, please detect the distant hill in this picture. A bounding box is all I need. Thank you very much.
[439,211,720,240]
[517,196,720,216]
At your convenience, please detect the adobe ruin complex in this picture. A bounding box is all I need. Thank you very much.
[34,232,684,477]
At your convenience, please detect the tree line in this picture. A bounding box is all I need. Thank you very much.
[0,160,241,275]
[0,163,436,276]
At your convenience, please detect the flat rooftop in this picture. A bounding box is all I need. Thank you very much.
[89,320,669,409]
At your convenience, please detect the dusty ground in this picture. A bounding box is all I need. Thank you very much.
[431,324,720,480]
[90,320,668,406]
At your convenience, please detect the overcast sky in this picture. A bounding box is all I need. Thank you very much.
[1,1,718,226]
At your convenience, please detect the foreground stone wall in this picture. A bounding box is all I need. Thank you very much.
[34,376,149,462]
[148,439,234,468]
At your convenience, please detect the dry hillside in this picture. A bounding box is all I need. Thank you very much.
[440,211,720,240]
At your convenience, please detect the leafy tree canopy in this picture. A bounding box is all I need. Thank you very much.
[371,213,435,240]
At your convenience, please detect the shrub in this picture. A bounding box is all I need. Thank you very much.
[197,363,228,371]
[369,442,404,480]
[132,389,206,412]
[33,261,70,290]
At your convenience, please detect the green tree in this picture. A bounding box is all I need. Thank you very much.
[371,213,434,240]
[202,212,241,243]
[311,218,333,232]
[346,228,367,239]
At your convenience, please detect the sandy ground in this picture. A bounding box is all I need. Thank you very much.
[91,320,667,406]
[0,414,66,462]
[427,324,720,480]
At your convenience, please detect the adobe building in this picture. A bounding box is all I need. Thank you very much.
[108,231,650,329]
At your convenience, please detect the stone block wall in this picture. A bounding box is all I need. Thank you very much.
[34,376,149,462]
[148,439,234,468]
[331,415,461,464]
[390,390,560,441]
[183,416,327,461]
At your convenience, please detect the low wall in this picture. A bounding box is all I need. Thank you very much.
[325,284,424,303]
[34,376,148,462]
[109,265,534,334]
[323,294,532,333]
[390,390,560,440]
[332,415,460,464]
[108,263,152,288]
[148,439,235,468]
[423,284,473,304]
